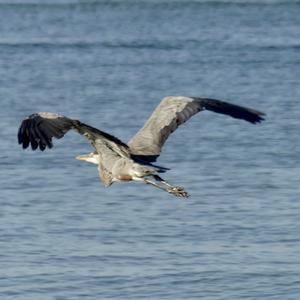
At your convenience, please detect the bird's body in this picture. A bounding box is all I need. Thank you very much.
[18,96,265,197]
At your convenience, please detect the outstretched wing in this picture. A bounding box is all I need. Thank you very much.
[128,96,265,160]
[18,112,129,157]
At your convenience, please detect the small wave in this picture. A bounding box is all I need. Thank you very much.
[102,40,182,50]
[259,43,300,50]
[0,39,98,50]
[243,41,300,50]
[0,38,183,50]
[2,37,299,51]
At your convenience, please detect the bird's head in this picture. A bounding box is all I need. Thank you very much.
[76,152,99,165]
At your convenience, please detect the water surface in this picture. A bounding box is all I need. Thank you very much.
[1,1,300,299]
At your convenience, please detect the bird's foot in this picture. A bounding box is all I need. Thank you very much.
[167,186,189,198]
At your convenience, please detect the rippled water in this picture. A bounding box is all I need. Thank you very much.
[1,1,300,299]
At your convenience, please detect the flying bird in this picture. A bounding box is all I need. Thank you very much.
[18,96,265,197]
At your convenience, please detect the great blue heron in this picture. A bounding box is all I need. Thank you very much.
[18,96,264,197]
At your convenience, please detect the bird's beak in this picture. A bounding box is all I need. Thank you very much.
[76,154,89,161]
[76,153,99,165]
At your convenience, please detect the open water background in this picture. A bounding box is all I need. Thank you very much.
[1,0,300,299]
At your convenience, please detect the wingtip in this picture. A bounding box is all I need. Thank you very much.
[17,123,25,144]
[18,114,57,151]
[253,113,266,124]
[17,134,23,145]
[22,142,29,149]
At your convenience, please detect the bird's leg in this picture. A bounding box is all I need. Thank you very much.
[153,175,189,198]
[143,177,169,191]
[144,175,189,198]
[152,175,178,188]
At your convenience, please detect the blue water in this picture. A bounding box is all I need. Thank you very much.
[1,1,300,299]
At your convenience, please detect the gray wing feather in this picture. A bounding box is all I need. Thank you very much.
[128,96,265,159]
[18,112,129,157]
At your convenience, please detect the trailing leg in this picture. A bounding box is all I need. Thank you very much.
[143,175,189,198]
